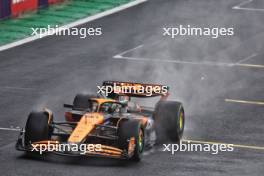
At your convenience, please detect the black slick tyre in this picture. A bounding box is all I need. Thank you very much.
[118,120,144,162]
[24,111,52,146]
[154,101,185,143]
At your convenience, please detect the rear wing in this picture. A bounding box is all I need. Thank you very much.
[101,81,169,98]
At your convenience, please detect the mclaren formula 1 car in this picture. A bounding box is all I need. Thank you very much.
[16,81,185,161]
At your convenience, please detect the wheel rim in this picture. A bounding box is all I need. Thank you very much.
[179,111,184,130]
[138,129,144,152]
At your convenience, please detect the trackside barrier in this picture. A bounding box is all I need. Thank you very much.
[11,0,38,17]
[38,0,48,8]
[0,0,63,19]
[48,0,62,5]
[0,0,11,19]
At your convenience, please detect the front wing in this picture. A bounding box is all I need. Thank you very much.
[15,130,135,159]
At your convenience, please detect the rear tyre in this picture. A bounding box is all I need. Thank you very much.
[154,101,185,143]
[24,111,52,146]
[118,120,144,162]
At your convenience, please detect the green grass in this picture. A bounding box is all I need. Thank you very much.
[0,0,132,46]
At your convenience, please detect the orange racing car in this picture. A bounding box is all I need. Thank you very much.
[16,81,185,161]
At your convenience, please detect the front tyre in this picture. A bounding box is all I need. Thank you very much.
[118,120,144,162]
[24,111,52,146]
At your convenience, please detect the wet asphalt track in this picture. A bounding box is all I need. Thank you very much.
[0,0,263,175]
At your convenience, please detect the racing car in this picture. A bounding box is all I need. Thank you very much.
[16,81,185,161]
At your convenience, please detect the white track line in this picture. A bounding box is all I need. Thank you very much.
[0,127,22,132]
[114,44,144,58]
[232,0,264,12]
[113,55,235,67]
[233,7,264,12]
[113,45,264,68]
[225,99,264,106]
[113,55,264,68]
[232,0,253,9]
[235,53,257,64]
[235,63,264,68]
[0,0,148,52]
[183,139,264,151]
[0,86,35,91]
